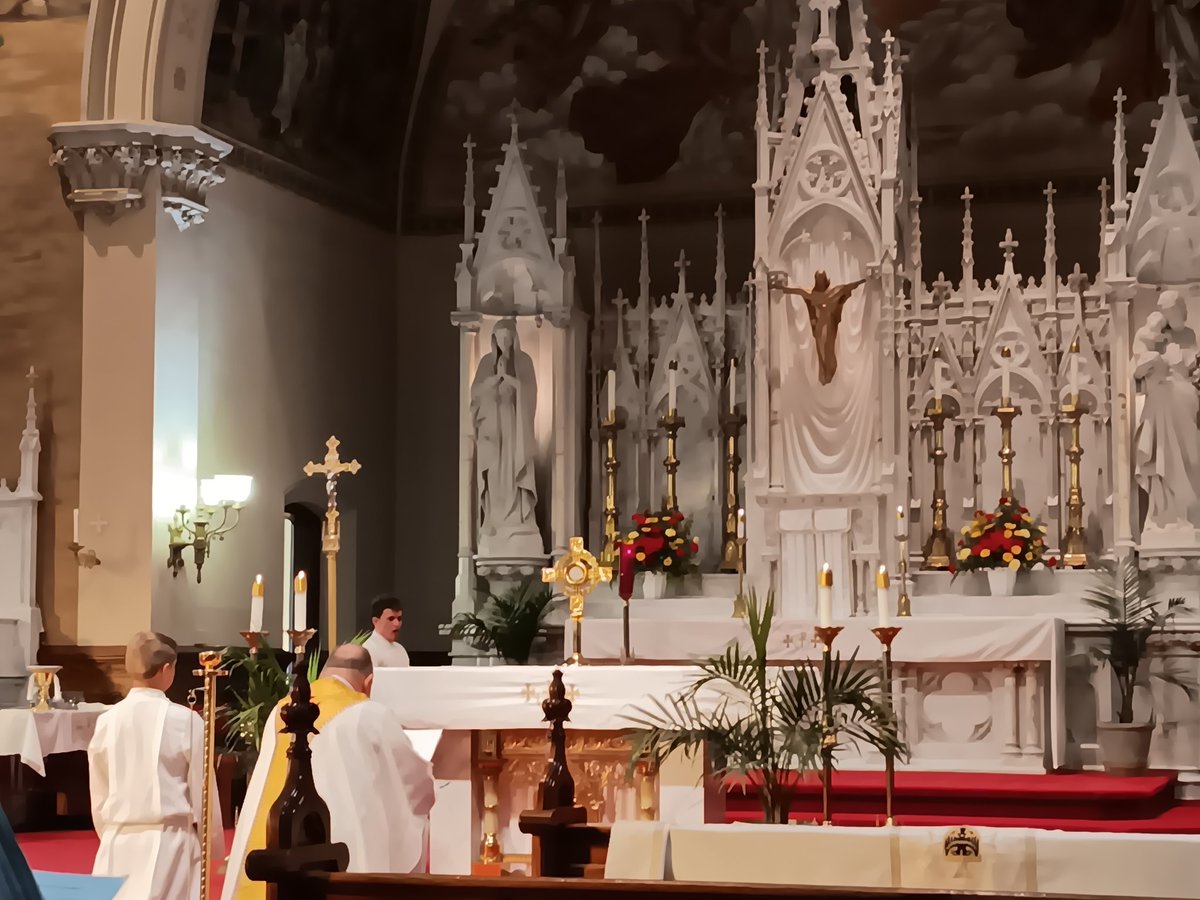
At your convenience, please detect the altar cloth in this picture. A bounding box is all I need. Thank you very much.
[0,706,108,776]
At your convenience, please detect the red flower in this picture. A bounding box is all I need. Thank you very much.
[633,513,646,525]
[1046,557,1058,568]
[690,540,699,553]
[948,563,957,574]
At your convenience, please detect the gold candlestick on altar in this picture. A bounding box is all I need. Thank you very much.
[599,412,625,566]
[287,628,317,667]
[543,537,612,666]
[731,518,748,619]
[719,408,747,572]
[303,436,362,646]
[814,621,844,826]
[993,404,1021,501]
[895,506,911,618]
[1061,399,1088,568]
[239,631,268,657]
[194,650,228,900]
[659,409,686,514]
[922,398,957,570]
[871,625,902,826]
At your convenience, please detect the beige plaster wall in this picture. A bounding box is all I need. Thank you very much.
[0,18,86,644]
[148,168,398,647]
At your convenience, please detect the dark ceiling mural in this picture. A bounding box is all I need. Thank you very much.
[202,0,427,226]
[403,0,1196,226]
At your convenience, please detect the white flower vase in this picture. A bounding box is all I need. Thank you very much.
[986,568,1018,597]
[641,571,668,600]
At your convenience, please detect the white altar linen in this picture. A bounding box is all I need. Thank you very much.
[0,706,107,776]
[608,821,1200,899]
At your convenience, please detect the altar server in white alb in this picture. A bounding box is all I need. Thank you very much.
[223,644,434,900]
[88,632,222,900]
[363,595,410,667]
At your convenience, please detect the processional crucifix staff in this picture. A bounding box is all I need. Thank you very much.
[304,436,361,646]
[773,271,865,385]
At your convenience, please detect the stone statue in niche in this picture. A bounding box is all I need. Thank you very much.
[471,318,543,557]
[1133,290,1200,536]
[773,271,865,384]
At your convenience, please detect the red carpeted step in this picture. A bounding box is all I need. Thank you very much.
[723,771,1180,822]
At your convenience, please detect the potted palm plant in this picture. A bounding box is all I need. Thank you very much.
[449,576,556,664]
[1084,557,1190,774]
[624,591,905,823]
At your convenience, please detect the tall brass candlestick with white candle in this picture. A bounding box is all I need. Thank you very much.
[731,508,748,618]
[871,570,901,828]
[195,650,227,900]
[241,575,267,656]
[923,364,956,570]
[719,361,746,572]
[599,370,624,566]
[895,506,911,617]
[1061,342,1088,567]
[814,563,843,827]
[659,361,685,514]
[994,347,1022,502]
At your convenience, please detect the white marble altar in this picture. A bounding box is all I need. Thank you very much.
[0,375,43,677]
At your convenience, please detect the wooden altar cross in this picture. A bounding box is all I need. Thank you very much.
[303,436,361,646]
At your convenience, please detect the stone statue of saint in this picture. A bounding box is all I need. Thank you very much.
[1133,290,1200,535]
[470,317,543,557]
[775,271,865,384]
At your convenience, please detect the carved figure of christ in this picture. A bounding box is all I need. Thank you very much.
[776,271,866,385]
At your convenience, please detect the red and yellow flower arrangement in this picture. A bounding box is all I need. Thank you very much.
[955,497,1055,573]
[625,511,700,576]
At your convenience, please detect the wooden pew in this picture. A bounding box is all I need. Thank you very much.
[245,670,1094,900]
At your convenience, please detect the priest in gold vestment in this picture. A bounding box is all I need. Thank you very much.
[221,644,435,899]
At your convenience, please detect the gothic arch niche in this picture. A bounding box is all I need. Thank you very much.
[479,258,542,315]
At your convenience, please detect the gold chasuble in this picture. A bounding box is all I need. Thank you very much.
[233,677,366,899]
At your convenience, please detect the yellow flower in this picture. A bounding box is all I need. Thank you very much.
[958,548,970,560]
[647,516,659,524]
[970,529,982,539]
[1008,559,1020,570]
[1010,544,1022,555]
[1025,552,1034,560]
[980,549,991,558]
[663,557,673,566]
[961,526,971,535]
[1015,528,1030,538]
[635,552,646,562]
[665,528,677,538]
[627,532,638,541]
[1021,514,1032,522]
[1002,552,1013,562]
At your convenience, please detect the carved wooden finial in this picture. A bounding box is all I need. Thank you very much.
[538,670,575,810]
[268,671,331,848]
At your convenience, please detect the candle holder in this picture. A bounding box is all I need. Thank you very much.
[814,625,844,826]
[871,626,902,826]
[731,535,748,618]
[287,628,317,667]
[719,408,746,572]
[1060,399,1088,568]
[194,650,228,900]
[992,403,1022,502]
[922,398,957,570]
[658,409,686,514]
[599,412,625,566]
[239,631,269,657]
[895,511,912,618]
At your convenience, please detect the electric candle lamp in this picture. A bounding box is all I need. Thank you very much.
[737,507,746,539]
[876,566,891,628]
[817,563,833,627]
[293,571,308,632]
[1069,341,1080,403]
[1001,346,1012,403]
[895,505,905,539]
[250,574,264,633]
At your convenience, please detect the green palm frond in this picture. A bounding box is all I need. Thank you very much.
[624,589,908,823]
[449,576,555,663]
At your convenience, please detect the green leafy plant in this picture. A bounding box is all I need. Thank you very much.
[305,630,371,682]
[449,577,555,663]
[624,591,906,824]
[1083,557,1191,724]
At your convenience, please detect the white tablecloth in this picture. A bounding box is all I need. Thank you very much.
[607,822,1200,899]
[0,706,108,776]
[570,615,1061,664]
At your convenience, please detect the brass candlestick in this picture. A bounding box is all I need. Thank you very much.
[871,626,902,826]
[543,537,612,666]
[194,650,228,900]
[719,408,746,572]
[239,630,268,657]
[814,625,844,826]
[895,508,911,618]
[287,628,317,668]
[1061,399,1088,567]
[922,399,957,570]
[599,412,625,566]
[659,409,685,514]
[993,403,1022,501]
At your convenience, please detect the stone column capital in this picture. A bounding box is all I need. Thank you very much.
[48,120,233,230]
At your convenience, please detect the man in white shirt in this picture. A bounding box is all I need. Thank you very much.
[362,595,410,667]
[89,632,222,900]
[223,644,434,899]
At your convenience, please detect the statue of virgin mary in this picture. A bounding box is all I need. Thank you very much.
[470,317,544,557]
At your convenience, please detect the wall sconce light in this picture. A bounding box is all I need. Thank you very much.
[167,474,253,583]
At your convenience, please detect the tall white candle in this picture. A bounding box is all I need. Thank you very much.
[933,361,944,401]
[876,566,892,628]
[669,363,678,411]
[293,571,307,632]
[895,505,906,540]
[73,508,79,544]
[1069,349,1079,402]
[729,359,737,414]
[1001,354,1011,403]
[606,369,616,417]
[818,563,833,627]
[737,507,746,539]
[250,574,264,633]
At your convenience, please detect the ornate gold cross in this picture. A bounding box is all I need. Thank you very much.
[543,536,611,665]
[303,435,362,646]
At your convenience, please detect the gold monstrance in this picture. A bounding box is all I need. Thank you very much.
[303,436,361,646]
[543,536,611,666]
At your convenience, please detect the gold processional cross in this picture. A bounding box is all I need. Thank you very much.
[543,536,611,666]
[303,436,361,646]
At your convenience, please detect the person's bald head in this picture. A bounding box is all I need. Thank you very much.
[321,643,374,695]
[125,632,178,691]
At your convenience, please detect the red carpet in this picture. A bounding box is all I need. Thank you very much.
[17,828,236,890]
[723,771,1200,833]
